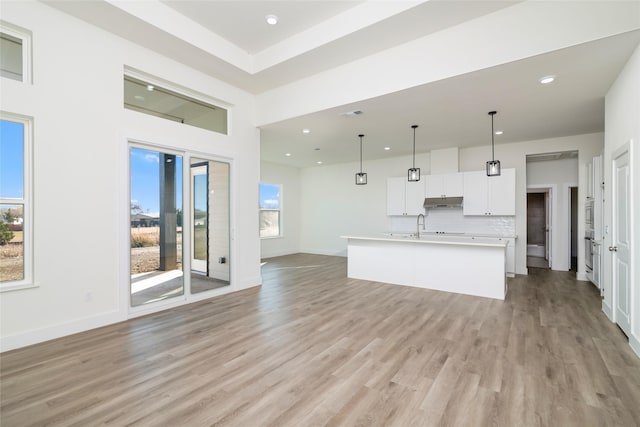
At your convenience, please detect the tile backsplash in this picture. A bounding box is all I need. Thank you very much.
[389,208,516,236]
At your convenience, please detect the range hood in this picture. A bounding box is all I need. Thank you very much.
[423,196,463,209]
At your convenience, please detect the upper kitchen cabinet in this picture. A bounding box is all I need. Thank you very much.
[463,168,515,216]
[387,177,426,216]
[425,173,464,198]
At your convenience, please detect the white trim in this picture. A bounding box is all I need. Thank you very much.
[630,335,640,359]
[0,310,123,353]
[526,184,557,270]
[602,300,614,321]
[0,20,32,84]
[0,112,33,291]
[124,138,240,320]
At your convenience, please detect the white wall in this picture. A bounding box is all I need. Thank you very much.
[299,153,430,255]
[526,157,579,271]
[0,2,261,351]
[260,161,302,258]
[604,44,640,357]
[297,133,602,277]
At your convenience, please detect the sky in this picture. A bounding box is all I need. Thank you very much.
[0,119,24,200]
[260,183,280,209]
[130,147,182,216]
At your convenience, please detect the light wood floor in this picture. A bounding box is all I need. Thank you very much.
[2,254,640,426]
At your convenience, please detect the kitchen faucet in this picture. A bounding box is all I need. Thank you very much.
[416,213,425,238]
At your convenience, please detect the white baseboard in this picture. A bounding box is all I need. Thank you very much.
[630,334,640,359]
[235,275,262,291]
[261,249,298,259]
[576,272,589,281]
[0,310,124,353]
[299,248,347,257]
[602,301,614,322]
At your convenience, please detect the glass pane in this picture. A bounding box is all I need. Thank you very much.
[0,204,23,282]
[130,147,184,306]
[0,33,22,81]
[0,119,24,199]
[193,170,208,267]
[190,158,230,294]
[124,76,228,134]
[259,183,280,209]
[259,210,280,238]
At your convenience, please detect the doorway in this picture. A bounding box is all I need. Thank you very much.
[570,186,578,271]
[527,190,550,269]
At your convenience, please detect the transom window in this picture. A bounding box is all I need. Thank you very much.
[0,22,32,83]
[124,74,228,135]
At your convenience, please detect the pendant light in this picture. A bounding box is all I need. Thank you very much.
[408,125,420,181]
[355,134,367,185]
[486,111,501,176]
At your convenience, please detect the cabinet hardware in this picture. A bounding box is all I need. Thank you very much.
[608,246,617,252]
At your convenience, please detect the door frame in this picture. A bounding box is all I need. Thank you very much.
[527,185,556,271]
[123,138,235,320]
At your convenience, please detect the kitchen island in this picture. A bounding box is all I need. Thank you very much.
[341,234,508,300]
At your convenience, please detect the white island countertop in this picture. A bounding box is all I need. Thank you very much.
[342,234,508,300]
[341,234,509,248]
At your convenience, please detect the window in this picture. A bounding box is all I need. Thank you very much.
[259,183,281,238]
[1,114,32,290]
[124,74,228,134]
[0,22,32,83]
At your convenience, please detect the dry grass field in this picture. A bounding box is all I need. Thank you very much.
[0,242,23,282]
[0,228,184,281]
[131,227,182,274]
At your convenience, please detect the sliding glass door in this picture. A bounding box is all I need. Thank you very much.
[130,147,184,307]
[190,158,230,294]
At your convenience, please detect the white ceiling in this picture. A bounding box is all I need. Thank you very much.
[44,1,640,168]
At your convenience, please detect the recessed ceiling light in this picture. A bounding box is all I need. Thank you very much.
[285,153,291,157]
[384,147,391,151]
[302,129,310,134]
[146,84,155,91]
[134,95,145,101]
[495,130,503,135]
[265,14,278,25]
[340,110,364,117]
[316,161,323,165]
[539,75,556,84]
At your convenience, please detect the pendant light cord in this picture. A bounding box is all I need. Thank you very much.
[358,134,364,173]
[491,114,495,161]
[411,125,418,168]
[489,111,497,161]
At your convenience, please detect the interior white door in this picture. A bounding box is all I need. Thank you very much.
[545,190,551,264]
[612,145,631,337]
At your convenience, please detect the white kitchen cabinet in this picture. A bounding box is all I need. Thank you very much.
[386,177,425,216]
[425,173,464,198]
[463,168,515,215]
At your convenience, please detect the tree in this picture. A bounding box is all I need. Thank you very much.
[0,222,14,245]
[176,208,183,227]
[3,210,16,224]
[131,202,143,215]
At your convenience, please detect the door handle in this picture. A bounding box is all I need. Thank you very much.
[608,246,617,252]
